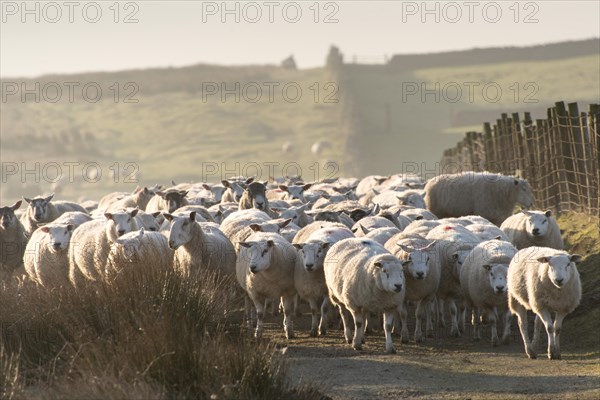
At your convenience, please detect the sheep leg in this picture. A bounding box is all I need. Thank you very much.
[553,312,566,360]
[253,297,266,339]
[510,295,536,359]
[425,300,435,338]
[472,308,481,341]
[307,297,320,338]
[501,310,512,345]
[487,308,499,347]
[351,310,365,350]
[282,295,295,340]
[458,302,466,334]
[338,304,353,344]
[398,304,410,343]
[383,310,396,354]
[244,293,254,329]
[294,293,302,318]
[414,300,426,343]
[437,298,446,328]
[536,310,557,360]
[532,314,542,349]
[319,297,329,336]
[449,300,460,337]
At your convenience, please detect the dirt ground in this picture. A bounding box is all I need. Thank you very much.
[263,312,600,399]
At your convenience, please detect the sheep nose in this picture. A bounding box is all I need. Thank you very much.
[416,272,424,279]
[495,286,505,293]
[250,265,258,273]
[555,278,564,286]
[53,242,62,249]
[532,228,540,235]
[305,263,314,271]
[255,202,264,209]
[118,229,126,236]
[168,240,175,249]
[394,284,403,292]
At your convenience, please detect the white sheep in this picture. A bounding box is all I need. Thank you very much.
[293,225,354,336]
[68,208,139,287]
[277,183,312,203]
[466,223,509,242]
[459,239,517,345]
[0,200,28,278]
[275,204,311,228]
[355,175,389,198]
[237,232,298,339]
[106,228,174,278]
[24,212,92,287]
[400,208,438,221]
[426,225,482,336]
[104,186,156,212]
[508,247,582,359]
[21,194,88,235]
[352,216,398,236]
[311,140,331,156]
[385,236,439,343]
[403,219,441,236]
[220,209,291,250]
[396,190,426,209]
[364,226,401,245]
[424,172,534,226]
[500,210,563,250]
[324,238,405,353]
[164,211,236,277]
[239,181,278,218]
[221,180,247,203]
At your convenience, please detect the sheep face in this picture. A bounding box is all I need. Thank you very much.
[40,224,74,251]
[113,228,145,262]
[450,249,472,278]
[483,263,509,294]
[211,185,226,203]
[136,212,161,232]
[515,179,534,208]
[523,210,551,237]
[279,184,311,202]
[24,194,54,222]
[249,219,291,234]
[398,241,436,280]
[294,241,329,272]
[0,200,21,229]
[165,213,195,250]
[537,253,581,288]
[104,209,138,237]
[373,257,404,293]
[397,193,426,209]
[159,190,188,213]
[239,240,275,274]
[223,181,245,202]
[279,205,307,225]
[246,182,268,210]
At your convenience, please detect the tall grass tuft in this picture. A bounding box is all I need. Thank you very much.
[0,261,325,399]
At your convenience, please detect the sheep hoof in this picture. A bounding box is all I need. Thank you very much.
[426,330,435,338]
[415,336,424,344]
[549,351,561,360]
[527,350,537,359]
[286,332,296,340]
[353,344,363,351]
[309,329,318,338]
[501,336,510,345]
[386,347,396,354]
[319,328,327,336]
[401,336,409,344]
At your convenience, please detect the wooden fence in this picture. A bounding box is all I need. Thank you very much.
[440,101,600,223]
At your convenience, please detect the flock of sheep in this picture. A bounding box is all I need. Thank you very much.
[0,171,582,360]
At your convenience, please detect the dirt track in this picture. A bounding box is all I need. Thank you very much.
[264,316,600,399]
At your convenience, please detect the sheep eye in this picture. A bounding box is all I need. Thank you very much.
[542,220,547,224]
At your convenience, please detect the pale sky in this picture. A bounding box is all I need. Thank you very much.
[1,0,599,77]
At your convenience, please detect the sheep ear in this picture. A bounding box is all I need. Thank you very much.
[202,184,211,191]
[267,240,275,247]
[374,261,383,268]
[482,264,492,271]
[163,213,174,222]
[156,191,165,198]
[104,213,113,220]
[249,223,261,232]
[494,235,502,240]
[67,224,75,232]
[404,182,412,188]
[138,228,145,237]
[130,208,139,218]
[302,183,312,191]
[143,187,149,194]
[279,218,292,228]
[11,200,22,210]
[40,226,50,233]
[521,209,531,216]
[278,185,289,192]
[239,242,252,248]
[359,225,370,234]
[44,193,55,202]
[537,256,550,263]
[321,193,331,199]
[151,211,161,218]
[189,211,196,221]
[23,197,32,204]
[569,254,582,263]
[451,253,459,261]
[514,179,519,185]
[401,260,411,268]
[180,191,188,197]
[545,210,552,217]
[320,242,331,250]
[421,240,436,252]
[293,243,304,250]
[296,204,308,212]
[397,244,413,253]
[415,215,423,221]
[171,180,177,186]
[245,177,255,185]
[371,188,380,195]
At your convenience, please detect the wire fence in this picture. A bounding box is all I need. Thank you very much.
[440,101,600,224]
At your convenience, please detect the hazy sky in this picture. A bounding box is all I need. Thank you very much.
[1,1,599,77]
